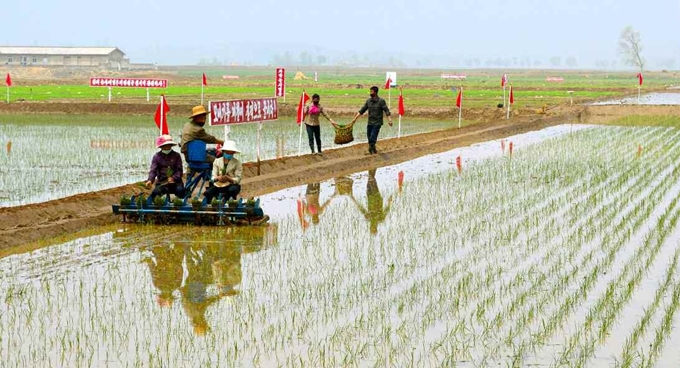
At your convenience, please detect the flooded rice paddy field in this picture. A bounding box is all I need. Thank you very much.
[589,92,680,106]
[3,125,680,366]
[0,118,452,207]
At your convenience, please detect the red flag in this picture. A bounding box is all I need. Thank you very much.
[456,87,462,108]
[296,91,310,125]
[501,74,507,87]
[398,89,405,116]
[637,73,643,86]
[509,86,515,104]
[202,73,207,86]
[154,95,170,135]
[384,77,392,90]
[5,73,11,87]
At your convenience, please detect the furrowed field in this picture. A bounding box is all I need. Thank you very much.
[3,121,680,366]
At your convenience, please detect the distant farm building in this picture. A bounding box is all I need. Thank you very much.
[0,46,130,69]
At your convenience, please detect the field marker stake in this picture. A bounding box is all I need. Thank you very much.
[398,115,402,138]
[458,86,463,129]
[257,120,263,175]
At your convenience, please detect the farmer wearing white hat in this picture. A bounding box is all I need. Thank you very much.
[204,140,243,202]
[146,135,186,200]
[180,105,225,164]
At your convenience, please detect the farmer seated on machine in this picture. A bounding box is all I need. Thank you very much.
[181,105,224,164]
[145,135,186,200]
[204,140,243,202]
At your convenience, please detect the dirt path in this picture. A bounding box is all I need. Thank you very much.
[0,107,588,250]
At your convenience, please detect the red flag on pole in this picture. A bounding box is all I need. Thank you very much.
[456,88,462,108]
[202,73,207,86]
[398,89,405,116]
[5,73,11,87]
[501,74,507,87]
[637,73,643,86]
[384,77,392,90]
[154,95,170,135]
[509,86,515,104]
[296,91,310,125]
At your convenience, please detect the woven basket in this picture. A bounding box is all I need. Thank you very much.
[334,176,354,196]
[333,122,355,145]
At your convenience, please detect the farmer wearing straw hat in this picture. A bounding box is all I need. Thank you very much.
[180,105,224,164]
[204,140,243,202]
[350,86,392,155]
[145,134,186,200]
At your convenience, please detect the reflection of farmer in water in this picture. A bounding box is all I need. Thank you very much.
[144,244,185,308]
[297,182,335,229]
[181,244,241,336]
[142,227,277,336]
[352,169,393,234]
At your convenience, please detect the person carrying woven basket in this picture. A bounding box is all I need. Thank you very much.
[304,94,336,155]
[351,86,392,154]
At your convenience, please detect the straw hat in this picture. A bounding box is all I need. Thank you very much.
[220,140,241,153]
[155,134,177,148]
[189,105,210,118]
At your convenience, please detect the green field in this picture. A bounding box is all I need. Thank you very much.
[5,68,675,109]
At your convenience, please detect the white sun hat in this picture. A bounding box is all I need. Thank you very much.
[220,140,241,153]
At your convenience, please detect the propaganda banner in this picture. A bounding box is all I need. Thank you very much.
[90,78,168,88]
[275,68,285,97]
[210,98,278,126]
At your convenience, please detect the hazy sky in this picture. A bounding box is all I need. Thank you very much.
[2,0,679,67]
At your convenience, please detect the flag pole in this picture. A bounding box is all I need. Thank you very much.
[297,90,305,156]
[160,95,164,135]
[503,85,506,108]
[637,85,641,105]
[398,114,402,138]
[506,86,511,120]
[458,86,463,129]
[201,83,204,105]
[5,85,8,104]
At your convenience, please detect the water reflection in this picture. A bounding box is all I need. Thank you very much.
[141,226,277,336]
[181,243,241,335]
[353,169,394,235]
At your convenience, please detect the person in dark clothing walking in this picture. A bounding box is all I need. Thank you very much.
[350,86,393,154]
[304,94,336,155]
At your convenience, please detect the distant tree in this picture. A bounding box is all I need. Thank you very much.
[299,51,313,65]
[565,57,577,68]
[283,51,293,65]
[550,56,562,67]
[595,60,610,70]
[316,55,327,65]
[618,25,645,71]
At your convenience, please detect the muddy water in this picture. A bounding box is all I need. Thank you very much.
[3,124,680,367]
[589,92,680,105]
